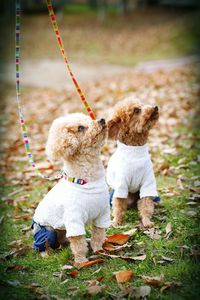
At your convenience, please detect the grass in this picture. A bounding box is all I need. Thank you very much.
[0,113,199,299]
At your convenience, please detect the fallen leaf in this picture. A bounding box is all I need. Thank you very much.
[60,279,69,285]
[8,240,23,249]
[78,258,104,270]
[160,281,182,293]
[7,280,21,287]
[61,265,74,270]
[6,265,27,271]
[144,228,161,240]
[142,274,164,287]
[131,254,147,261]
[14,214,32,220]
[4,246,31,259]
[99,252,146,261]
[103,242,130,252]
[87,285,103,296]
[161,256,174,262]
[123,228,137,236]
[69,270,79,277]
[115,270,134,283]
[194,180,200,187]
[165,222,172,239]
[105,233,131,245]
[190,187,200,194]
[0,216,4,225]
[87,279,99,287]
[186,210,197,217]
[131,285,151,299]
[53,272,63,278]
[91,267,102,275]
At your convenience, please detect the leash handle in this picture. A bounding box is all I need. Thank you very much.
[15,0,61,180]
[46,0,96,120]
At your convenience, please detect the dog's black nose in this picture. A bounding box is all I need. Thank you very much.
[98,118,106,126]
[154,106,159,112]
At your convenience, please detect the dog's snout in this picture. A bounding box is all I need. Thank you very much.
[154,106,158,112]
[98,118,106,126]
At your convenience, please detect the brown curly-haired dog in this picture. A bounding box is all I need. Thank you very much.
[33,113,110,266]
[106,97,159,228]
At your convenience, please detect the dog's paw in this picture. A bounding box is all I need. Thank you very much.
[74,257,88,268]
[142,218,154,228]
[111,221,122,228]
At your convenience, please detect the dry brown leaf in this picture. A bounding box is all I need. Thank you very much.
[160,281,182,293]
[142,274,164,287]
[105,233,130,245]
[190,187,200,194]
[61,265,74,271]
[115,270,134,283]
[60,279,69,285]
[165,222,172,239]
[0,216,4,225]
[69,270,79,277]
[103,242,130,252]
[131,254,147,261]
[6,264,27,271]
[186,210,197,217]
[131,286,151,299]
[144,228,161,240]
[123,228,137,236]
[161,256,174,262]
[8,240,23,249]
[14,214,32,220]
[87,285,103,296]
[11,246,31,258]
[78,258,104,270]
[99,252,146,261]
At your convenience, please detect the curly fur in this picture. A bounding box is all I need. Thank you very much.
[45,113,108,264]
[107,97,159,228]
[46,113,106,182]
[108,97,159,146]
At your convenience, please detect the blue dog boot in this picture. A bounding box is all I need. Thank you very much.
[32,221,58,252]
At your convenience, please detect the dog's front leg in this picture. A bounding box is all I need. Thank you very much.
[113,197,128,226]
[137,197,154,228]
[68,235,88,265]
[90,226,105,253]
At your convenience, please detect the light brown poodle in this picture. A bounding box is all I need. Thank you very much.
[106,97,159,228]
[32,113,110,266]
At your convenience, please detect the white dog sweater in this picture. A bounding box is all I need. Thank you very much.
[33,176,110,237]
[106,141,158,199]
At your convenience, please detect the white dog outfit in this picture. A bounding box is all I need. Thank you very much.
[107,141,158,199]
[33,176,110,238]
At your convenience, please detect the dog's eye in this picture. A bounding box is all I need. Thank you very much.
[78,125,85,132]
[134,107,141,114]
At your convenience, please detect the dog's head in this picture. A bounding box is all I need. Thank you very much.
[107,97,159,145]
[46,113,107,162]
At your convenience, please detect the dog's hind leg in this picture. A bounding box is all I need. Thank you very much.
[137,197,154,228]
[90,225,105,253]
[68,235,88,265]
[112,197,128,226]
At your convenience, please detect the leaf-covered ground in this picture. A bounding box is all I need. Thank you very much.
[0,62,200,299]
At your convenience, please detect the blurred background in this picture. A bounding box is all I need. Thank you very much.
[0,0,200,71]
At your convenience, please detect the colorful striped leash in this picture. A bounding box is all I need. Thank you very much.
[15,0,62,180]
[46,0,96,120]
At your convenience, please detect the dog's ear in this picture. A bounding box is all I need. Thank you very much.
[107,116,121,140]
[46,121,79,162]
